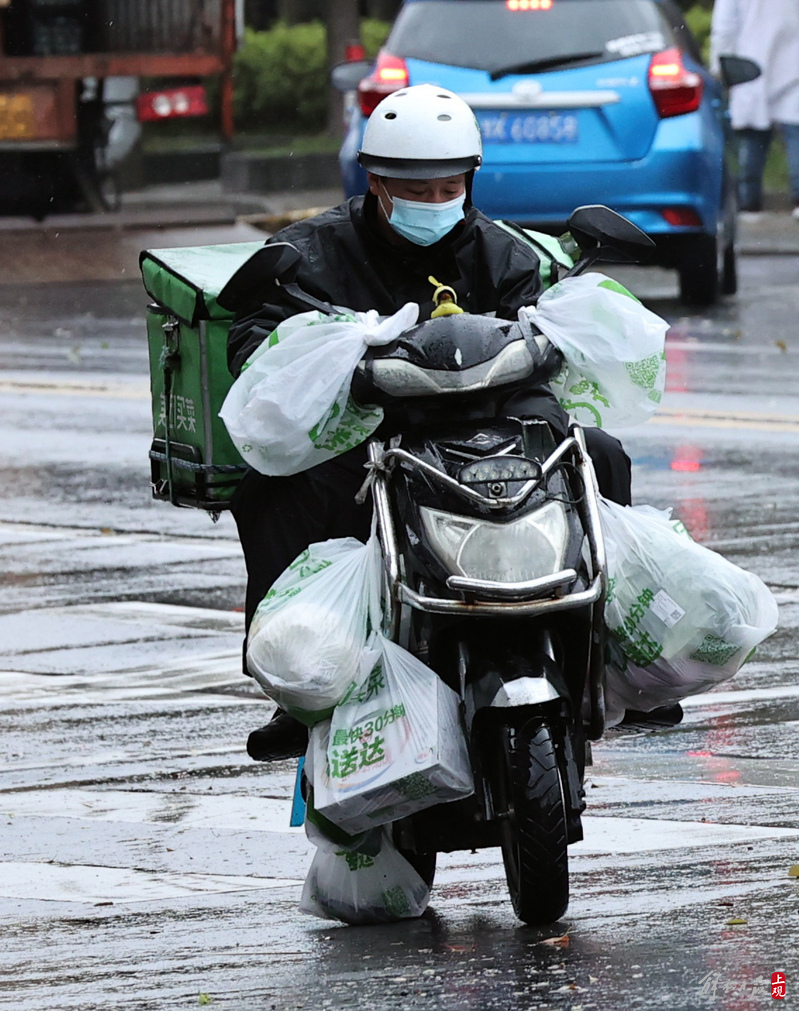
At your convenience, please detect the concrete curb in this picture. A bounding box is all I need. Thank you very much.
[737,212,799,256]
[220,151,341,195]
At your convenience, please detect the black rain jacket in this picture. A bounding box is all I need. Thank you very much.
[226,192,548,377]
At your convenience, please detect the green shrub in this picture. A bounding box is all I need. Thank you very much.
[234,22,329,133]
[234,19,392,134]
[361,18,392,57]
[684,3,712,63]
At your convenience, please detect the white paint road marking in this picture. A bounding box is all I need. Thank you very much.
[2,600,796,907]
[2,811,794,905]
[573,815,799,854]
[0,862,303,904]
[4,790,793,853]
[4,374,799,430]
[0,658,251,703]
[0,378,150,399]
[1,789,303,834]
[645,403,799,433]
[682,684,799,707]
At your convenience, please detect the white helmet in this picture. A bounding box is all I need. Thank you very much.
[358,84,482,180]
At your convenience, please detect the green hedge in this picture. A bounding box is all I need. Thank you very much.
[684,3,712,63]
[234,19,391,134]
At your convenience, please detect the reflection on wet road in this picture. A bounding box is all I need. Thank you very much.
[1,233,797,1010]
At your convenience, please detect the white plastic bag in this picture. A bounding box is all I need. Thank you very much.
[219,303,419,475]
[521,273,668,428]
[246,534,382,725]
[303,724,384,855]
[599,498,779,725]
[299,826,430,925]
[310,635,474,835]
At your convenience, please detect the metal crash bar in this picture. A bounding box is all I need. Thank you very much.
[381,435,581,511]
[367,435,607,618]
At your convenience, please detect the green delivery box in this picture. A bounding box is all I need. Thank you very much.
[141,241,264,511]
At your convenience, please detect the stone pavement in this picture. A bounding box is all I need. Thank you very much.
[0,180,343,236]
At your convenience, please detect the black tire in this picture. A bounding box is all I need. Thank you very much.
[678,235,720,306]
[721,240,738,295]
[398,847,437,890]
[494,720,569,925]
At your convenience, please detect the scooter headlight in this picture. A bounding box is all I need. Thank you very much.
[420,502,569,583]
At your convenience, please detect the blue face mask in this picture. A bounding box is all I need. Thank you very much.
[380,185,466,246]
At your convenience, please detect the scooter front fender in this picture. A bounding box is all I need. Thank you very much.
[490,676,563,708]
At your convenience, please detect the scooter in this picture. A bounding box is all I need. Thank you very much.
[346,206,654,925]
[223,205,656,925]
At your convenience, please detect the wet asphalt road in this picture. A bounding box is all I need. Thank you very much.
[0,219,798,1011]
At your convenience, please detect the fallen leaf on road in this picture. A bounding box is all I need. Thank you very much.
[776,340,788,352]
[539,934,570,947]
[788,865,799,877]
[726,918,748,926]
[198,995,213,1006]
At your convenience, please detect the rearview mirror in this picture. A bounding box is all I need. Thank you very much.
[567,205,654,263]
[330,60,373,93]
[217,242,302,313]
[718,55,761,88]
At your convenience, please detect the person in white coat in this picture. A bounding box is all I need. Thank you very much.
[710,0,799,217]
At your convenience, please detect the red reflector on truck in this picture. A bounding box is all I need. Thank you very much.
[136,86,209,123]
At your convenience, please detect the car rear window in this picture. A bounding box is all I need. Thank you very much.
[387,0,682,76]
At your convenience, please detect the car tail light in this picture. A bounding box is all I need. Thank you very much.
[357,50,409,116]
[136,86,208,123]
[506,0,554,9]
[648,48,703,118]
[662,207,703,227]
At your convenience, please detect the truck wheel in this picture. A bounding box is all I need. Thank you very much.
[678,235,720,306]
[494,720,569,925]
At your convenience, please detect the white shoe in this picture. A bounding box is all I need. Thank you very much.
[792,205,799,221]
[739,210,763,223]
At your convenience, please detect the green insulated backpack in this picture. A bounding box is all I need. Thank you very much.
[141,226,573,512]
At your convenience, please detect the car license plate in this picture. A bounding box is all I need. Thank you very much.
[0,92,36,141]
[478,112,579,144]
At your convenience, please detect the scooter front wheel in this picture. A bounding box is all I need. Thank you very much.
[493,720,569,925]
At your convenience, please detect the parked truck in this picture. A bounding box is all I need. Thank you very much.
[0,0,237,215]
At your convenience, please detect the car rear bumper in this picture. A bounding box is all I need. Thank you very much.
[483,108,725,224]
[473,141,724,235]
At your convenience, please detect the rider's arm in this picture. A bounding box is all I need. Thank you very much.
[227,299,293,377]
[495,267,546,319]
[474,217,547,319]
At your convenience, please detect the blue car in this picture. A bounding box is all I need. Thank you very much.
[338,0,738,305]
